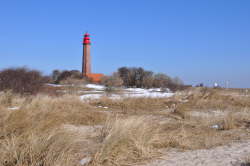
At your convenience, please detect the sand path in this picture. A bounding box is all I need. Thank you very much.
[146,141,250,166]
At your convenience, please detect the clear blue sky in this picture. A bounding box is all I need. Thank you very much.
[0,0,250,88]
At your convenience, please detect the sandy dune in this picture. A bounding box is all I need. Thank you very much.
[146,141,250,166]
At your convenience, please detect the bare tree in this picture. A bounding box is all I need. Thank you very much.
[117,67,185,91]
[101,72,123,88]
[0,67,48,95]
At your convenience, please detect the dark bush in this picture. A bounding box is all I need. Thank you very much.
[117,67,185,91]
[52,70,60,82]
[101,72,123,88]
[153,73,172,88]
[0,67,48,95]
[118,67,131,87]
[52,70,82,84]
[118,67,153,88]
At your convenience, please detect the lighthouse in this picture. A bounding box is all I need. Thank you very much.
[82,33,91,76]
[82,33,104,82]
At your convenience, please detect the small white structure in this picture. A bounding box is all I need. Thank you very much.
[214,82,218,88]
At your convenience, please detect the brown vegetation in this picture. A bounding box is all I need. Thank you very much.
[90,97,169,114]
[100,73,123,89]
[0,87,250,166]
[52,69,84,84]
[90,116,160,166]
[0,67,49,95]
[117,67,185,91]
[0,93,106,166]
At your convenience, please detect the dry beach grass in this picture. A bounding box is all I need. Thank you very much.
[0,87,250,166]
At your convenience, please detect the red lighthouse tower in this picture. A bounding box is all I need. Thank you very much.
[82,33,104,82]
[82,33,91,76]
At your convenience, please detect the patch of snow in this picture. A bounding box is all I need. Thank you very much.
[125,88,146,93]
[126,87,171,94]
[148,88,162,92]
[211,124,220,129]
[85,84,105,90]
[7,107,19,110]
[80,157,92,165]
[80,87,174,100]
[126,88,170,93]
[97,105,108,109]
[123,87,173,98]
[80,94,103,100]
[123,92,173,98]
[46,83,62,87]
[80,92,173,100]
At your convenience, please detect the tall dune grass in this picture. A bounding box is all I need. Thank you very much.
[90,116,160,166]
[0,88,250,166]
[0,92,106,166]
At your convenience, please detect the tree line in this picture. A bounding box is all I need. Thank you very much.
[101,67,185,91]
[0,66,186,94]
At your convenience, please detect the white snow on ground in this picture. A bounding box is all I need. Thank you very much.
[80,94,121,100]
[144,140,250,166]
[124,87,172,97]
[80,157,92,165]
[125,88,169,93]
[7,107,20,110]
[80,94,102,100]
[80,84,174,100]
[123,92,173,98]
[97,105,108,109]
[46,83,63,87]
[85,84,105,90]
[47,83,173,99]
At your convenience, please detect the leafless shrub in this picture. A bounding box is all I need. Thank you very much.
[60,77,88,85]
[0,67,48,95]
[100,73,123,89]
[53,70,83,84]
[117,67,185,91]
[118,67,154,88]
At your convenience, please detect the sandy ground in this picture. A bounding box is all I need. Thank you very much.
[145,140,250,166]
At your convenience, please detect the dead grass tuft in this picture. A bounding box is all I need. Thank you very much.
[156,122,225,150]
[1,88,250,165]
[90,116,160,166]
[0,92,106,166]
[0,91,26,107]
[0,129,87,166]
[222,113,237,130]
[191,88,250,109]
[1,94,106,138]
[90,97,169,114]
